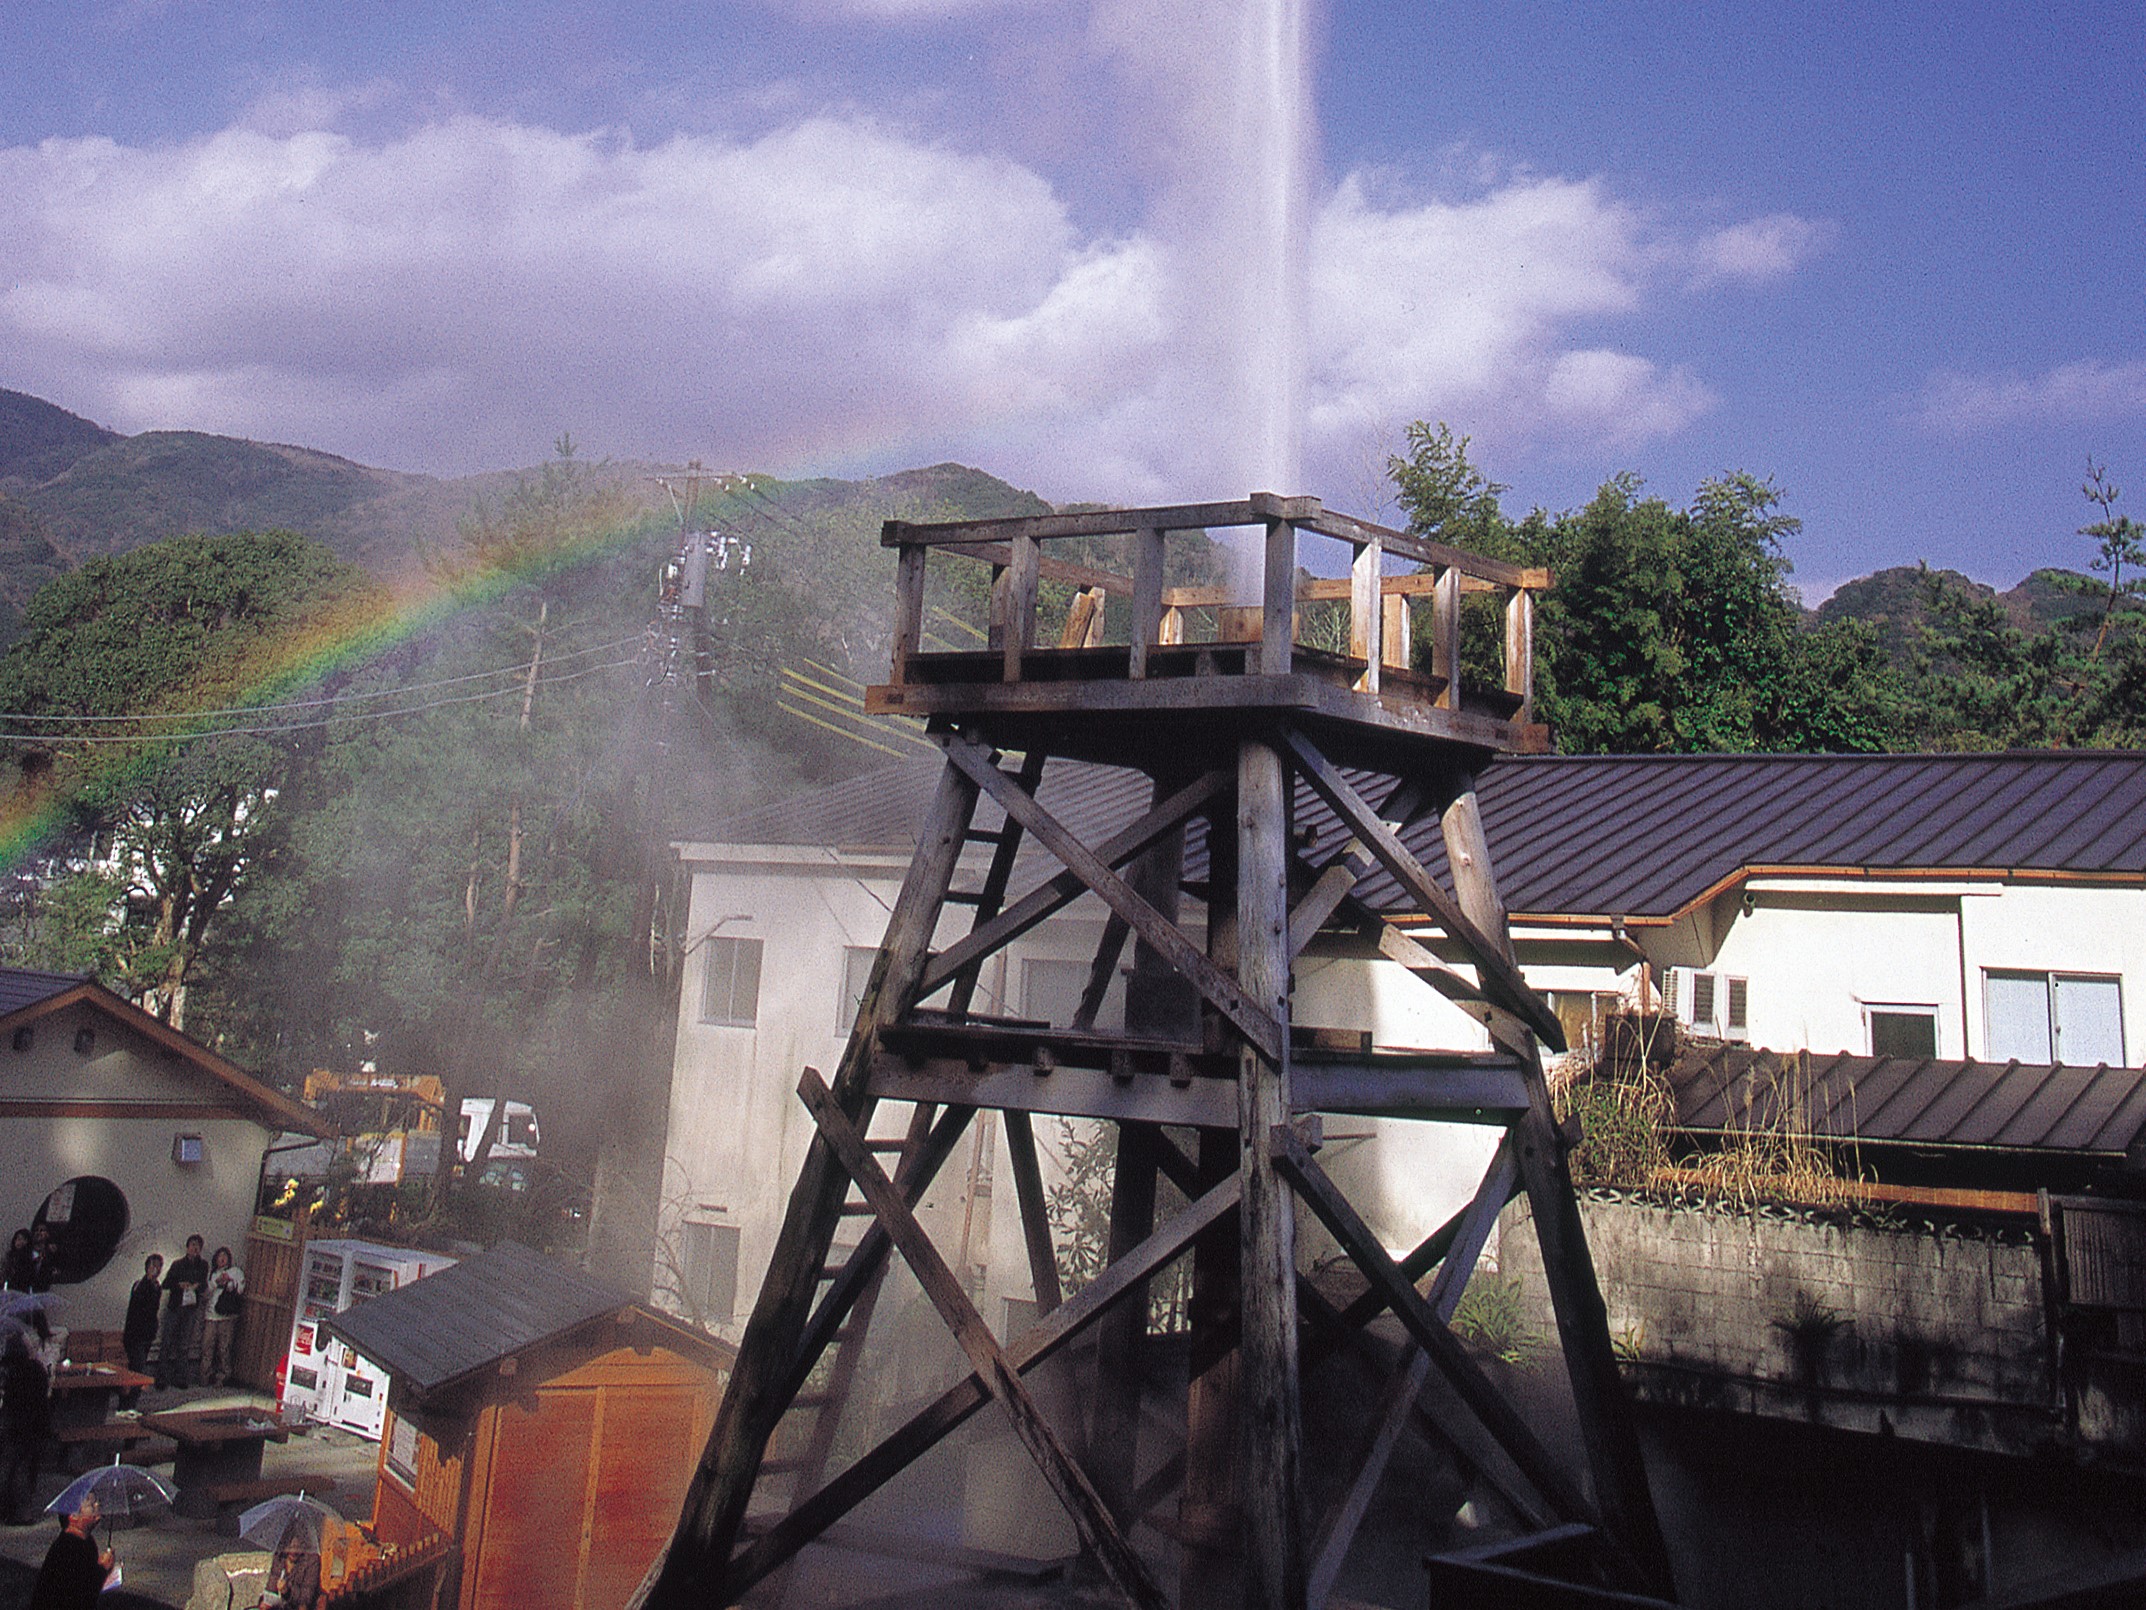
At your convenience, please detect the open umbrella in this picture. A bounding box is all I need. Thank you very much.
[0,1290,62,1320]
[45,1457,177,1548]
[238,1490,341,1555]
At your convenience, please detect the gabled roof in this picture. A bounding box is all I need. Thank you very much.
[687,751,2146,925]
[323,1241,728,1398]
[0,969,327,1136]
[1665,1042,2146,1159]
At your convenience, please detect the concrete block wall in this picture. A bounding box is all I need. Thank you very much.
[1500,1193,2060,1453]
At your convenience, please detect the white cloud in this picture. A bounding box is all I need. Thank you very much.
[0,107,1806,501]
[1691,212,1833,285]
[1915,358,2146,433]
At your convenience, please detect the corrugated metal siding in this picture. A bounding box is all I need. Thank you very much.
[1665,1044,2146,1156]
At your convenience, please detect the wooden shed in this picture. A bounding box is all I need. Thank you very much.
[324,1241,733,1610]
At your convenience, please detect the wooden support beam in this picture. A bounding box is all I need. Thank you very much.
[1261,520,1298,677]
[1271,1127,1598,1534]
[801,1065,1172,1610]
[1005,532,1041,682]
[1437,787,1674,1598]
[1130,526,1166,678]
[726,1172,1244,1597]
[1092,1120,1161,1521]
[1349,533,1381,693]
[1003,1111,1063,1314]
[1283,730,1565,1050]
[942,733,1285,1061]
[1237,736,1307,1610]
[890,544,926,684]
[654,760,980,1610]
[781,1100,975,1407]
[1308,1137,1525,1601]
[1505,587,1535,725]
[1288,863,1357,958]
[1431,568,1461,711]
[917,766,1226,1001]
[1381,592,1411,674]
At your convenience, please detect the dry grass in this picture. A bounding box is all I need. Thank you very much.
[1553,1032,1874,1209]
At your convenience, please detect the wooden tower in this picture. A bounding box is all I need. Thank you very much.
[650,496,1674,1610]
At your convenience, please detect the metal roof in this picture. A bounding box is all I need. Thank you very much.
[688,751,2146,922]
[0,968,87,1016]
[1665,1043,2146,1157]
[322,1241,636,1396]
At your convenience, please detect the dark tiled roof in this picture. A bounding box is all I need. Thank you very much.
[323,1242,632,1396]
[1440,751,2146,920]
[696,751,2146,922]
[1665,1043,2146,1157]
[0,968,87,1016]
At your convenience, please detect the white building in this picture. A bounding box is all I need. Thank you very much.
[655,751,2146,1342]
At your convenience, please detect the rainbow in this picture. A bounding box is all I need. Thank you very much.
[0,500,676,872]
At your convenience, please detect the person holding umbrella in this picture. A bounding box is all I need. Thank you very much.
[40,1454,175,1601]
[27,1492,111,1609]
[240,1492,336,1610]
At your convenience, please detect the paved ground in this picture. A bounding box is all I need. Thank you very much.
[0,1386,381,1610]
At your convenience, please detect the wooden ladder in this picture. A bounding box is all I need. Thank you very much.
[752,751,1048,1539]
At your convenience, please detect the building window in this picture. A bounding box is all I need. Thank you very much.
[700,937,764,1027]
[1987,971,2125,1066]
[385,1413,420,1489]
[837,945,877,1033]
[1674,969,1748,1041]
[1867,1005,1939,1059]
[679,1222,741,1325]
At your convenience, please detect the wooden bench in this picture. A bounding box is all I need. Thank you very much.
[50,1421,177,1472]
[204,1471,339,1532]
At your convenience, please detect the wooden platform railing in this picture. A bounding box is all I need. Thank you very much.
[881,494,1548,724]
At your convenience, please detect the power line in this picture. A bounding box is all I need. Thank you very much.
[0,655,643,745]
[0,633,648,726]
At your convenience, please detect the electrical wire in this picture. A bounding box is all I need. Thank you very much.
[0,633,649,726]
[0,654,644,744]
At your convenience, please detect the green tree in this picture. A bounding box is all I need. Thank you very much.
[0,530,377,1022]
[1899,465,2146,749]
[1385,424,1902,753]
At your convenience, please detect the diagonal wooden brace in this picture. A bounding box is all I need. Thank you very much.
[798,1067,1171,1610]
[1305,1137,1522,1605]
[942,731,1284,1061]
[1271,1124,1598,1533]
[918,765,1227,1000]
[1281,728,1564,1050]
[728,1169,1244,1595]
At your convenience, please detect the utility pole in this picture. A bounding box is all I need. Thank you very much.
[584,467,748,1296]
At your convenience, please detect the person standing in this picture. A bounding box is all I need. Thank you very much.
[202,1247,244,1388]
[1,1230,31,1292]
[121,1254,162,1406]
[0,1328,52,1524]
[27,1493,111,1609]
[24,1226,55,1293]
[155,1234,208,1391]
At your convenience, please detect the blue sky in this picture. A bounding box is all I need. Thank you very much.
[3,2,2141,597]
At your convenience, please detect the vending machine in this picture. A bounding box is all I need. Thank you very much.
[280,1239,456,1439]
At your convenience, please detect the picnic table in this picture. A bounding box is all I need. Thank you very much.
[141,1406,290,1518]
[48,1361,154,1430]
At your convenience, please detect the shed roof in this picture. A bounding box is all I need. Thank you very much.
[690,751,2146,924]
[0,968,327,1136]
[323,1241,725,1397]
[1664,1042,2146,1158]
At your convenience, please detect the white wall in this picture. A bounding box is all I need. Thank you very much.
[0,999,271,1328]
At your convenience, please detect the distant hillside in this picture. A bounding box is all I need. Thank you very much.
[1810,562,2111,656]
[0,390,121,484]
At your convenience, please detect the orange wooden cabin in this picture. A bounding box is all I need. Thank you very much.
[325,1241,733,1610]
